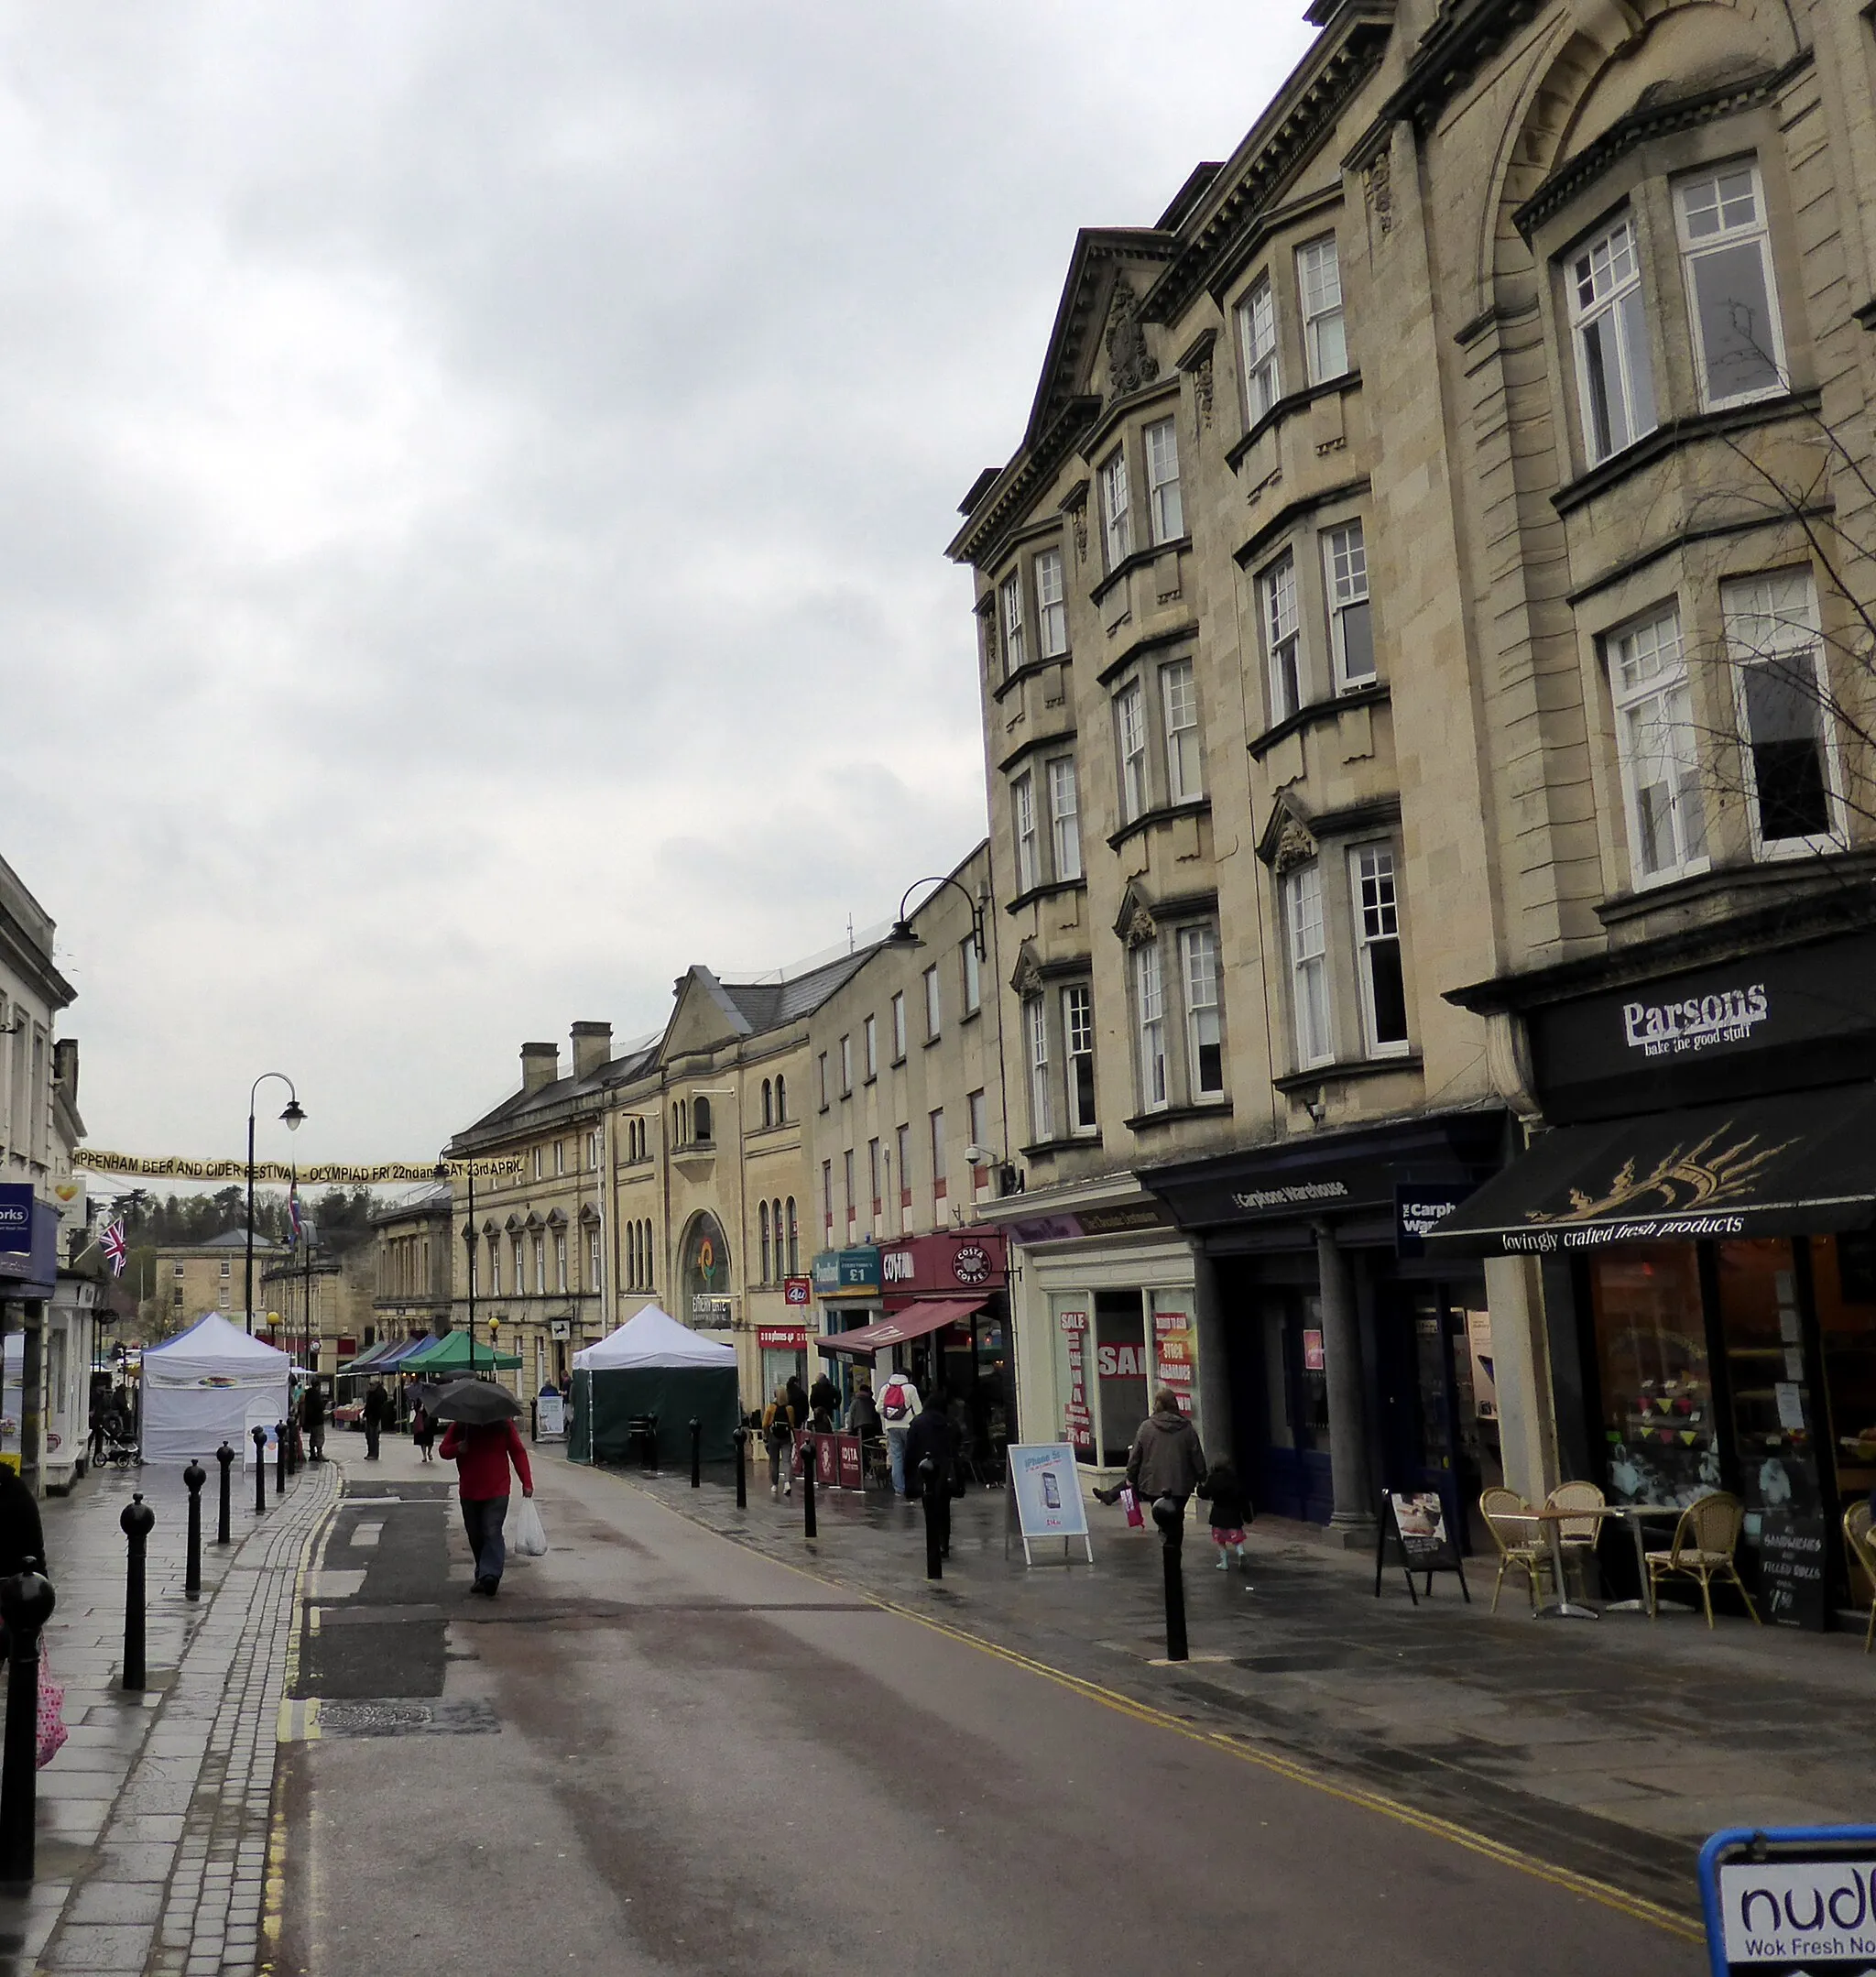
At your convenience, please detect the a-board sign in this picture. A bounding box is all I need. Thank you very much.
[1004,1443,1094,1567]
[1700,1825,1876,1974]
[536,1393,565,1438]
[1374,1488,1470,1606]
[1759,1511,1828,1632]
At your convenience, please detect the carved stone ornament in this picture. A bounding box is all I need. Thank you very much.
[1364,147,1393,238]
[979,600,998,672]
[1121,901,1158,950]
[1192,353,1215,433]
[1272,816,1318,875]
[1071,499,1088,563]
[1105,279,1160,399]
[1009,944,1044,998]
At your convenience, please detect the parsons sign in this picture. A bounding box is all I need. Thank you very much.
[1623,982,1770,1058]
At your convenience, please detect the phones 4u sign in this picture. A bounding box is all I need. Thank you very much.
[1700,1826,1876,1974]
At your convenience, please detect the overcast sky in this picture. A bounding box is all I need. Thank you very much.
[3,2,1317,1169]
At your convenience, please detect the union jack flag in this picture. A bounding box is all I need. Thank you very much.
[100,1218,128,1276]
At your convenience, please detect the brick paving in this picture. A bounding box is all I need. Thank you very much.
[0,1456,335,1977]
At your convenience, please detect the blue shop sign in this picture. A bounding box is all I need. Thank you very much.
[0,1185,32,1258]
[811,1247,880,1294]
[0,1191,58,1292]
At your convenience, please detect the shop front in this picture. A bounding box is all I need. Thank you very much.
[1435,922,1876,1627]
[876,1230,1010,1452]
[811,1246,881,1406]
[757,1323,811,1403]
[1143,1111,1513,1549]
[0,1188,61,1488]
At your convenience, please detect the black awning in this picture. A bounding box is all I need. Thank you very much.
[1426,1084,1876,1255]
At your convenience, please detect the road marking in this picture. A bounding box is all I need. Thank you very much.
[616,1475,1702,1945]
[348,1522,383,1548]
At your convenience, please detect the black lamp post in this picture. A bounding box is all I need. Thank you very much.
[245,1075,304,1336]
[881,874,987,961]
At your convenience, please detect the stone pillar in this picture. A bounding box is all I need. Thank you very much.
[1315,1224,1375,1546]
[1483,1253,1559,1503]
[1193,1250,1229,1461]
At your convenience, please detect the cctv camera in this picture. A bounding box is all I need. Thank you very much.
[965,1143,994,1165]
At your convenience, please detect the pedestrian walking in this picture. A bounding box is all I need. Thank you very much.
[362,1379,392,1461]
[438,1414,534,1597]
[412,1401,436,1463]
[0,1460,46,1656]
[1196,1457,1253,1574]
[763,1383,800,1497]
[845,1376,879,1439]
[878,1368,921,1496]
[300,1379,328,1461]
[1120,1388,1207,1528]
[809,1369,841,1423]
[784,1372,811,1432]
[904,1391,960,1558]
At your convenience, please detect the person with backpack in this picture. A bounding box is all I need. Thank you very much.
[878,1367,921,1495]
[763,1382,801,1498]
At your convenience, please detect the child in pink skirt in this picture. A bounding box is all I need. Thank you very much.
[1197,1458,1252,1572]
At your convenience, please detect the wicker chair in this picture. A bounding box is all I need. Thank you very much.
[1844,1500,1876,1653]
[1645,1491,1760,1628]
[1481,1486,1552,1615]
[1544,1480,1606,1602]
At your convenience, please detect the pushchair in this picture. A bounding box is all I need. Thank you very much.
[92,1404,139,1468]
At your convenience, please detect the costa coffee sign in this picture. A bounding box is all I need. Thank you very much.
[878,1232,1007,1294]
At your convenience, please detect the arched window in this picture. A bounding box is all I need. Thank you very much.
[761,1079,773,1128]
[775,1075,787,1122]
[694,1096,713,1142]
[786,1197,799,1275]
[759,1201,771,1283]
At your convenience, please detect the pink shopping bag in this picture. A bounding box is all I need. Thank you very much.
[36,1642,67,1770]
[1119,1483,1145,1529]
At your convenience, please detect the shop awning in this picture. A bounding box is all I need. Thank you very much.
[1427,1085,1876,1255]
[814,1298,987,1360]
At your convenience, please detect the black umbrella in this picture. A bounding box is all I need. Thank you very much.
[427,1378,523,1425]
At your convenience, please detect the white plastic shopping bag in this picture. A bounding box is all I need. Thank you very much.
[512,1496,549,1557]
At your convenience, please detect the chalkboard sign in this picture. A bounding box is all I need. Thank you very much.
[1373,1488,1470,1605]
[1759,1510,1827,1632]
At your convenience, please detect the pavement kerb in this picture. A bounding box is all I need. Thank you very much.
[602,1469,1704,1947]
[255,1472,344,1977]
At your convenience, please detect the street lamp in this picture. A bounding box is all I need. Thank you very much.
[883,875,987,960]
[245,1076,303,1337]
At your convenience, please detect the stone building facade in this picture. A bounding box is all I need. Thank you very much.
[367,1183,454,1350]
[951,0,1876,1587]
[158,1231,288,1333]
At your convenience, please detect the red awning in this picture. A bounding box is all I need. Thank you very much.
[814,1298,987,1359]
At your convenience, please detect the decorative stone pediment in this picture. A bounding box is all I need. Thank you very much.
[545,1207,568,1230]
[1009,939,1044,999]
[1256,792,1319,873]
[1113,882,1158,950]
[1104,279,1160,399]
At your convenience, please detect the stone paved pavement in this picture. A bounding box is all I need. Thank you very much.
[608,1448,1876,1921]
[0,1453,334,1977]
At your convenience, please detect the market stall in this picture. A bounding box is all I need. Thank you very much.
[141,1314,289,1466]
[570,1305,738,1469]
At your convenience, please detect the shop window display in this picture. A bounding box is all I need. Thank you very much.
[1717,1239,1822,1536]
[1814,1233,1876,1513]
[1591,1245,1720,1505]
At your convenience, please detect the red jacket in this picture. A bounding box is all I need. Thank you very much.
[439,1419,533,1501]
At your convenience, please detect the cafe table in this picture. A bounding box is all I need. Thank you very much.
[1530,1503,1623,1619]
[1599,1502,1686,1615]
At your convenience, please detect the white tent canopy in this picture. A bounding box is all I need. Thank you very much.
[573,1305,736,1371]
[142,1314,290,1465]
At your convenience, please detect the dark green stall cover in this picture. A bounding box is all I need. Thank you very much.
[584,1366,740,1469]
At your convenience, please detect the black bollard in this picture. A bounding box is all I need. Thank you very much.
[802,1439,817,1540]
[251,1425,268,1515]
[919,1457,943,1580]
[182,1458,206,1602]
[215,1442,234,1546]
[1151,1494,1188,1663]
[120,1493,155,1691]
[0,1558,56,1884]
[274,1421,287,1498]
[733,1426,747,1511]
[689,1417,702,1490]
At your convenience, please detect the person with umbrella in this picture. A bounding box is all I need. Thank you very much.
[434,1382,534,1598]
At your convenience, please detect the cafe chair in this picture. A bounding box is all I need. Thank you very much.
[1544,1480,1606,1602]
[1645,1491,1760,1629]
[1480,1487,1552,1615]
[1843,1500,1876,1652]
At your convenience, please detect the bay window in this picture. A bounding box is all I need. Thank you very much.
[1568,214,1656,465]
[1239,275,1279,422]
[1676,162,1785,408]
[1179,926,1225,1098]
[1049,755,1083,881]
[961,937,980,1015]
[1162,660,1201,801]
[1723,571,1839,853]
[1000,569,1027,674]
[1013,770,1039,891]
[1349,846,1409,1057]
[1145,417,1183,542]
[1063,983,1097,1133]
[1296,236,1347,384]
[1323,521,1374,689]
[1262,553,1302,721]
[1027,994,1053,1141]
[1135,941,1168,1111]
[1116,682,1148,823]
[1285,864,1333,1069]
[1036,546,1067,658]
[1609,605,1707,884]
[1100,446,1132,568]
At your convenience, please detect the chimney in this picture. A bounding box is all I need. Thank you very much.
[520,1042,559,1094]
[571,1021,612,1081]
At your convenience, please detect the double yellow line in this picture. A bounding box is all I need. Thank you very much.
[624,1476,1701,1945]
